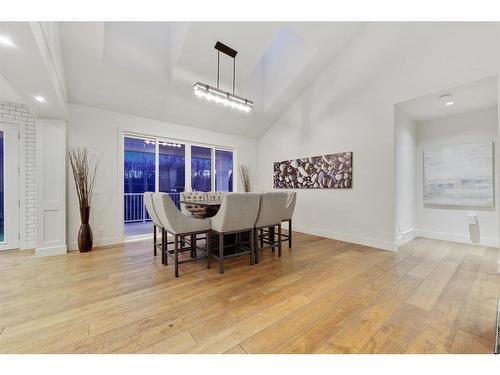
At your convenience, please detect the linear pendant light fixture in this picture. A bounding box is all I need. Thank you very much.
[194,41,253,113]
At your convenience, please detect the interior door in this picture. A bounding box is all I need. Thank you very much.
[0,122,19,250]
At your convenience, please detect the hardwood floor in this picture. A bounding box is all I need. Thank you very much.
[0,233,498,354]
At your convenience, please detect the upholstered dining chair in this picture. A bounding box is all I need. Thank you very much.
[254,192,288,263]
[144,192,167,262]
[153,193,211,277]
[281,192,297,248]
[180,191,207,217]
[260,191,297,249]
[209,193,261,274]
[206,191,226,200]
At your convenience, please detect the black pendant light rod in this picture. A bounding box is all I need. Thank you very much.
[216,51,220,89]
[214,41,238,94]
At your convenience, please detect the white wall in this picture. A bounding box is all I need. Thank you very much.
[415,108,499,247]
[66,104,259,250]
[395,108,416,244]
[256,23,499,251]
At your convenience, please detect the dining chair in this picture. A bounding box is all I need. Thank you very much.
[206,191,226,200]
[254,192,288,263]
[209,193,261,274]
[282,192,297,248]
[143,192,167,262]
[153,192,211,277]
[180,191,207,216]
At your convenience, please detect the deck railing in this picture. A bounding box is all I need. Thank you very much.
[124,192,181,223]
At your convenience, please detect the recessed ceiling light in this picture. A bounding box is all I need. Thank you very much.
[439,93,454,107]
[34,95,46,103]
[0,35,16,48]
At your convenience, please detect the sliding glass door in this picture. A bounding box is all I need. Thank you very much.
[123,134,234,239]
[191,146,212,192]
[215,149,233,192]
[123,136,156,237]
[159,141,185,207]
[0,123,19,250]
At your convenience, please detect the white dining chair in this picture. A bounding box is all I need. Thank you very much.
[209,193,261,274]
[153,192,211,277]
[143,192,167,262]
[282,192,297,248]
[254,192,288,263]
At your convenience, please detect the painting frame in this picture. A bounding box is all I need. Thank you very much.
[273,151,353,189]
[423,142,494,209]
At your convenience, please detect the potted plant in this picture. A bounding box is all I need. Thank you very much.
[69,147,101,252]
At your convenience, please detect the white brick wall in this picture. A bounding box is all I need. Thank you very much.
[0,101,37,246]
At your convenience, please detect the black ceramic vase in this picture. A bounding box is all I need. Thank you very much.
[78,206,93,252]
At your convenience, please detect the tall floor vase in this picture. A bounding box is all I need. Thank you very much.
[78,206,93,252]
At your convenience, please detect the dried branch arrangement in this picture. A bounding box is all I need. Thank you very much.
[69,147,102,209]
[240,165,251,192]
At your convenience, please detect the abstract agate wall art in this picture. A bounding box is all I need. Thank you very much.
[273,152,353,189]
[423,142,494,207]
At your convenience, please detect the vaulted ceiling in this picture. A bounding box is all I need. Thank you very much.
[60,22,364,138]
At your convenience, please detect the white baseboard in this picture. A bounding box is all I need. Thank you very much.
[68,236,122,252]
[35,244,67,257]
[293,224,398,252]
[414,229,498,248]
[21,241,36,251]
[395,228,416,247]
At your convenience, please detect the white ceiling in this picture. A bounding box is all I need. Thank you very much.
[0,22,66,118]
[397,76,498,123]
[60,22,365,138]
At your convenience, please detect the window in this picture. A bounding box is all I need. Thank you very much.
[123,134,235,238]
[191,146,212,192]
[215,149,233,192]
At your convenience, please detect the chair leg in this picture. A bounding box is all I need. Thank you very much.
[153,224,157,256]
[219,233,224,274]
[250,229,255,265]
[270,226,275,253]
[259,228,263,248]
[174,234,179,277]
[278,224,282,257]
[289,219,292,248]
[207,231,211,269]
[162,229,167,265]
[254,228,259,264]
[191,234,196,258]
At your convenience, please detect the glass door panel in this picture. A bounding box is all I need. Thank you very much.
[215,149,233,192]
[191,146,212,192]
[123,136,156,238]
[0,131,4,243]
[159,141,185,209]
[0,123,19,250]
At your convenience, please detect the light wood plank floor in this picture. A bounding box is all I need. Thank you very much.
[0,233,499,354]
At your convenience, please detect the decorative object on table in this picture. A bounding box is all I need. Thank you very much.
[423,142,494,207]
[273,152,352,189]
[68,147,102,252]
[240,164,252,192]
